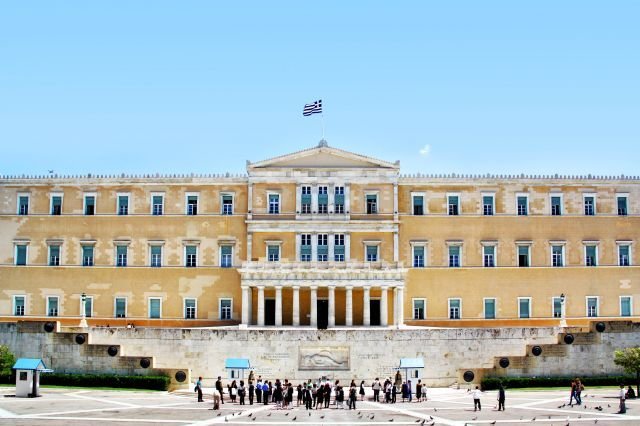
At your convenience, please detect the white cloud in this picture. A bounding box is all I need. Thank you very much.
[419,144,431,157]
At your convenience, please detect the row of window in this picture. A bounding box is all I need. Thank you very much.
[411,192,631,216]
[412,242,633,268]
[15,192,235,216]
[13,243,234,268]
[11,295,233,320]
[412,296,634,320]
[298,185,347,214]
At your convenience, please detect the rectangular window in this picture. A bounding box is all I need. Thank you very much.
[366,194,378,214]
[149,298,162,319]
[220,298,232,320]
[185,245,197,267]
[82,245,94,266]
[366,245,378,262]
[13,296,25,316]
[553,297,563,318]
[51,195,62,215]
[300,234,312,262]
[617,196,628,216]
[518,298,531,319]
[413,246,425,268]
[48,245,60,266]
[83,296,93,318]
[318,186,328,214]
[47,296,59,317]
[116,245,127,267]
[448,245,460,267]
[301,186,311,214]
[517,195,528,216]
[115,297,127,318]
[586,297,598,317]
[184,298,197,319]
[449,299,461,319]
[117,195,129,215]
[221,194,233,215]
[317,234,328,262]
[621,296,632,317]
[268,245,280,262]
[447,195,459,216]
[484,298,496,319]
[220,246,233,267]
[187,195,198,215]
[150,245,162,267]
[518,245,530,267]
[585,245,597,266]
[152,195,164,215]
[334,186,345,214]
[334,234,345,262]
[482,195,494,216]
[551,195,562,216]
[483,245,495,267]
[584,195,595,216]
[84,195,95,215]
[15,245,27,266]
[18,195,29,215]
[552,245,564,267]
[413,195,424,216]
[268,193,280,214]
[413,299,425,320]
[619,245,630,266]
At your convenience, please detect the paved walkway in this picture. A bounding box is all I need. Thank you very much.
[1,386,638,425]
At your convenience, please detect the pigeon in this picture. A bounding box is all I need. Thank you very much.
[285,413,289,416]
[267,413,272,417]
[358,415,363,419]
[595,420,598,424]
[434,408,438,412]
[389,420,394,422]
[429,416,433,420]
[421,420,426,425]
[532,417,536,421]
[217,413,221,416]
[252,418,256,422]
[308,412,311,417]
[371,415,375,420]
[224,417,228,423]
[358,411,361,415]
[472,416,477,421]
[607,404,611,408]
[292,416,296,421]
[490,422,496,425]
[320,415,325,419]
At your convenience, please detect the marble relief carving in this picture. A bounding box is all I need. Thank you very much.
[299,346,350,370]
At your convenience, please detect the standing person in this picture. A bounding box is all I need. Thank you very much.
[575,378,583,405]
[416,380,422,403]
[213,388,221,410]
[263,381,270,405]
[255,378,262,404]
[372,378,381,402]
[568,380,577,406]
[316,384,324,409]
[195,376,204,402]
[359,380,366,401]
[408,380,413,402]
[401,381,407,402]
[324,382,331,408]
[349,383,357,410]
[238,380,246,405]
[472,386,482,411]
[305,385,313,410]
[391,381,397,403]
[336,385,344,409]
[618,384,627,414]
[627,385,636,399]
[497,383,506,411]
[287,383,294,409]
[297,384,303,406]
[215,376,225,405]
[248,380,255,405]
[229,380,237,403]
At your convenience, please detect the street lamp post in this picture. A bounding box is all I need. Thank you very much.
[559,293,567,328]
[79,292,88,328]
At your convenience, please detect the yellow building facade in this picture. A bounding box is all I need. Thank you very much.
[1,142,639,328]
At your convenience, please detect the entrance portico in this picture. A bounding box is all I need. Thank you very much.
[239,261,407,328]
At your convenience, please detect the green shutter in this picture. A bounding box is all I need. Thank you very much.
[484,246,494,256]
[485,299,495,319]
[552,196,561,207]
[450,299,460,309]
[152,195,162,205]
[413,196,424,207]
[149,299,161,318]
[186,245,197,255]
[151,246,162,256]
[519,299,530,318]
[82,246,93,259]
[300,245,312,255]
[334,245,345,255]
[268,245,279,257]
[115,298,126,317]
[586,246,596,258]
[317,245,328,255]
[449,246,460,256]
[518,246,529,256]
[414,246,424,257]
[366,194,376,202]
[118,196,127,207]
[221,246,232,256]
[49,246,60,265]
[318,193,328,203]
[449,196,458,205]
[86,196,95,206]
[482,196,492,206]
[621,297,631,316]
[16,246,27,265]
[334,193,344,204]
[366,245,377,259]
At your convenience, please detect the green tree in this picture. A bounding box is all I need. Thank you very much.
[0,345,16,375]
[614,347,640,395]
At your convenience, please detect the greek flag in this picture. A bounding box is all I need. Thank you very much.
[303,100,322,116]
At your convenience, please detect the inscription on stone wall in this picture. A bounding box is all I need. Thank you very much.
[299,346,350,371]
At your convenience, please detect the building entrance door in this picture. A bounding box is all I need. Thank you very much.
[370,300,381,326]
[317,300,329,329]
[265,299,275,326]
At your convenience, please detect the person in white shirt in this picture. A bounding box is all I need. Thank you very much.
[471,386,482,411]
[619,384,626,414]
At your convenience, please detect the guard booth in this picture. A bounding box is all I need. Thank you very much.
[13,358,53,398]
[225,358,251,381]
[399,358,424,394]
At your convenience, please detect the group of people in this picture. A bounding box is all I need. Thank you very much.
[196,374,428,411]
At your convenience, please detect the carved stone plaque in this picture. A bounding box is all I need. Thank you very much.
[299,346,350,370]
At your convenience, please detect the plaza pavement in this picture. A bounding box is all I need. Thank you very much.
[0,385,638,425]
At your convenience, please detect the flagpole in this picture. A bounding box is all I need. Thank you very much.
[321,113,325,140]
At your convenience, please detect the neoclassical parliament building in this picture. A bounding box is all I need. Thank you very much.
[1,143,638,328]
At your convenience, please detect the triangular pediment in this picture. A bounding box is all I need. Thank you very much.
[248,142,398,170]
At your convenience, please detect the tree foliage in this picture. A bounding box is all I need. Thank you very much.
[0,345,16,375]
[614,347,640,375]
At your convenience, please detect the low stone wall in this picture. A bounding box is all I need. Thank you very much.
[1,323,636,387]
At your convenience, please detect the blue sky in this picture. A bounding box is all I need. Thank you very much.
[1,1,638,176]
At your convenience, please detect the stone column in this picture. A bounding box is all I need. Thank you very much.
[380,286,388,326]
[345,184,351,216]
[311,185,318,213]
[345,233,351,262]
[296,185,301,215]
[328,285,336,328]
[241,286,250,326]
[257,286,265,326]
[363,287,371,326]
[328,233,335,262]
[345,286,353,327]
[247,287,252,325]
[275,285,283,327]
[328,184,335,212]
[247,233,253,263]
[396,287,404,328]
[247,183,253,220]
[311,233,318,262]
[393,287,398,326]
[393,231,399,263]
[310,286,318,328]
[292,286,300,326]
[393,182,399,221]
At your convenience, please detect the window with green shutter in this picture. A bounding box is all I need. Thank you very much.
[152,195,163,215]
[586,245,597,266]
[448,196,459,215]
[448,245,460,267]
[185,245,197,267]
[84,196,95,215]
[413,246,424,267]
[151,245,162,267]
[483,245,495,267]
[187,195,198,215]
[115,298,127,318]
[366,245,378,262]
[621,297,632,317]
[413,196,424,215]
[482,195,494,216]
[18,196,29,215]
[118,195,129,215]
[149,298,161,318]
[221,245,232,267]
[518,245,529,267]
[619,245,630,266]
[519,298,530,318]
[618,196,628,216]
[366,194,377,214]
[268,245,279,262]
[517,196,528,216]
[82,245,94,266]
[49,245,60,266]
[268,194,280,214]
[116,245,127,267]
[551,196,562,215]
[484,299,496,319]
[15,245,27,266]
[51,195,62,215]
